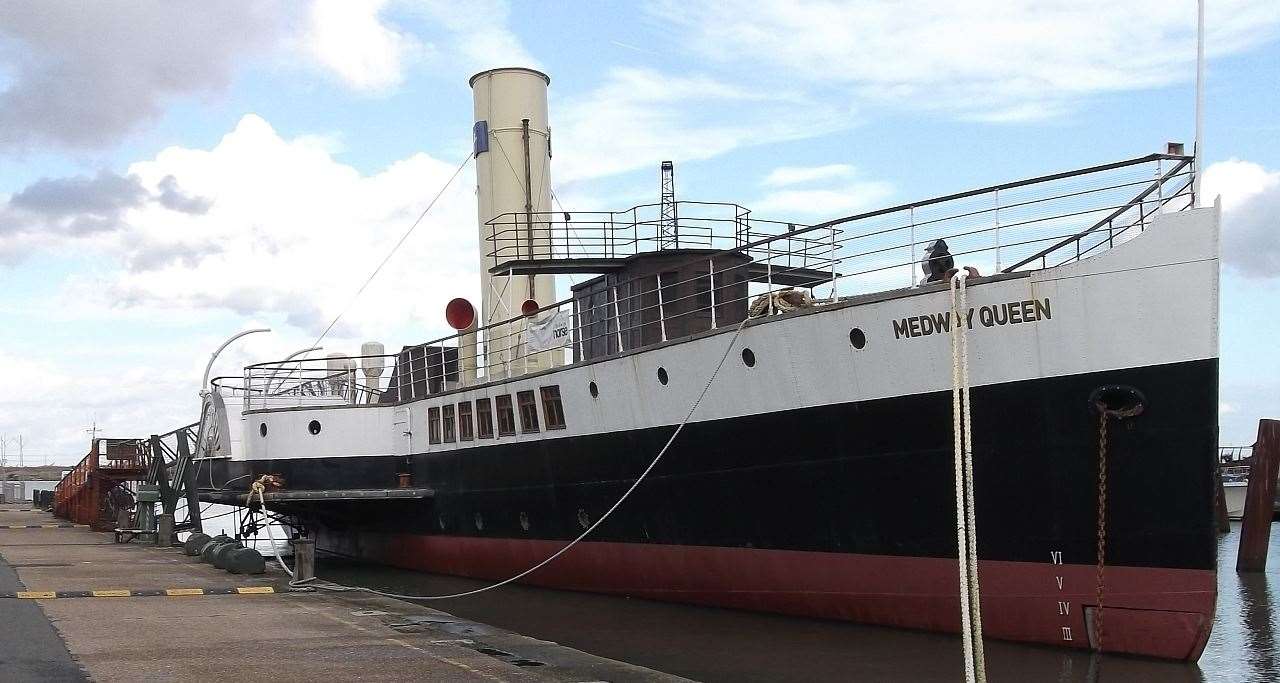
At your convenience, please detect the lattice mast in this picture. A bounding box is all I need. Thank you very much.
[659,160,678,249]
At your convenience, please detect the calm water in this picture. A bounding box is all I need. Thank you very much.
[317,523,1278,682]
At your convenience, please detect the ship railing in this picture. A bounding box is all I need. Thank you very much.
[484,200,838,272]
[53,437,148,527]
[1219,445,1254,464]
[242,153,1197,409]
[236,362,403,411]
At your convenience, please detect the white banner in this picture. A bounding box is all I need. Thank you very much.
[526,309,573,352]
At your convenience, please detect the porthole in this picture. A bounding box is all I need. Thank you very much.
[259,422,267,437]
[519,511,530,532]
[657,367,669,385]
[474,512,484,531]
[589,381,599,399]
[741,348,756,367]
[577,508,590,529]
[307,420,322,435]
[849,328,866,349]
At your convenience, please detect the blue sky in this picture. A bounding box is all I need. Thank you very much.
[0,1,1277,464]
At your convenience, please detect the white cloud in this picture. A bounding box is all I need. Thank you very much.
[651,0,1280,122]
[1202,158,1280,278]
[753,184,894,218]
[0,1,540,149]
[0,113,490,459]
[554,67,846,185]
[412,0,537,71]
[297,0,538,93]
[752,164,893,218]
[3,115,480,347]
[304,0,420,92]
[762,164,856,188]
[0,2,282,151]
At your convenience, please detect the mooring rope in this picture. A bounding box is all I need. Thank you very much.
[287,317,751,600]
[250,480,295,579]
[950,269,986,683]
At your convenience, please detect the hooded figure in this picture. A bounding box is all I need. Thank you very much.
[921,239,954,283]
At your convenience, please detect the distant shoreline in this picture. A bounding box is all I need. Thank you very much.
[1,466,66,482]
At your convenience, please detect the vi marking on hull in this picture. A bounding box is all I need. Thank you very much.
[1051,549,1073,643]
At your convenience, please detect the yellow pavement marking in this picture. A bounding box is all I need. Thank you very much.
[90,590,132,598]
[165,588,206,596]
[235,586,275,594]
[16,591,57,599]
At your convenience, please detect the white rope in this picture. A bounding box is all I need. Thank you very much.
[294,318,751,600]
[250,480,295,578]
[950,269,986,683]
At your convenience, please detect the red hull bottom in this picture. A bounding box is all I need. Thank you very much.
[330,533,1216,661]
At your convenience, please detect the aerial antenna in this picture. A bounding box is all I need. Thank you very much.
[659,161,677,249]
[1193,0,1205,205]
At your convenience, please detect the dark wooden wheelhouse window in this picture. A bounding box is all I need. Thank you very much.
[540,385,565,430]
[458,402,474,441]
[442,404,456,443]
[427,406,441,444]
[476,398,494,439]
[495,394,516,436]
[517,390,539,433]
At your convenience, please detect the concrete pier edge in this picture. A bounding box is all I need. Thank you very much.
[0,503,683,682]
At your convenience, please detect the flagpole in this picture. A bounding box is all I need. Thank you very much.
[1194,0,1205,205]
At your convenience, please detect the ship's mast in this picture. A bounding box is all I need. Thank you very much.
[1193,0,1205,205]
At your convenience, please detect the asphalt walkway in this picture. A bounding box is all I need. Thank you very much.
[0,510,85,682]
[0,503,680,682]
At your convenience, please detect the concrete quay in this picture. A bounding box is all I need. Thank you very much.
[0,504,684,682]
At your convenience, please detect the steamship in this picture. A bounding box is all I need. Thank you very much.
[199,68,1220,660]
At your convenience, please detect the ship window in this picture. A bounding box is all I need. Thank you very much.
[496,395,516,436]
[442,404,456,443]
[428,407,441,444]
[458,402,474,441]
[657,367,669,385]
[517,390,539,432]
[476,398,494,439]
[741,348,756,367]
[694,270,712,310]
[308,420,321,435]
[540,385,566,430]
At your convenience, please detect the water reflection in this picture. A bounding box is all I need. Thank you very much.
[1240,572,1276,681]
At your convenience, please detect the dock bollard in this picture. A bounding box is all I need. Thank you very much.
[292,538,316,582]
[156,514,174,547]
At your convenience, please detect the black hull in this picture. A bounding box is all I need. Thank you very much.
[212,358,1218,572]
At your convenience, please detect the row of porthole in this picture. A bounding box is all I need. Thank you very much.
[439,508,593,533]
[586,327,867,396]
[259,419,323,438]
[264,327,870,436]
